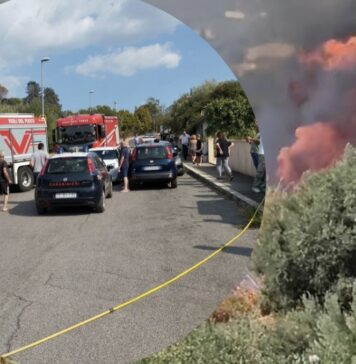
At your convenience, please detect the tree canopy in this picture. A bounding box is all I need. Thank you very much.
[163,80,255,137]
[24,81,41,103]
[0,83,8,100]
[0,79,256,141]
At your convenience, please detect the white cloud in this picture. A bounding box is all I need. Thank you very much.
[0,0,179,67]
[0,73,26,96]
[73,43,181,77]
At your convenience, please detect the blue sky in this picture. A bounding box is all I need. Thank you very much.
[0,0,236,113]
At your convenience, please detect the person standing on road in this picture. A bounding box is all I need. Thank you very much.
[119,140,130,192]
[189,134,197,164]
[179,130,190,161]
[134,134,140,146]
[251,132,266,193]
[0,151,12,212]
[246,125,260,170]
[215,132,234,181]
[30,143,48,183]
[195,134,203,166]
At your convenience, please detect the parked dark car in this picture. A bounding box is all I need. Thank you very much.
[35,152,113,214]
[129,142,178,189]
[158,140,184,176]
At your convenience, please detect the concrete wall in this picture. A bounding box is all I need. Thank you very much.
[207,137,256,177]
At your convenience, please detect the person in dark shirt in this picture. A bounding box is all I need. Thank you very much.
[215,132,234,181]
[0,150,12,212]
[119,140,130,192]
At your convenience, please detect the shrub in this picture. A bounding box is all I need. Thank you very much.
[138,284,356,364]
[210,287,260,323]
[139,318,297,364]
[302,282,356,363]
[253,145,356,311]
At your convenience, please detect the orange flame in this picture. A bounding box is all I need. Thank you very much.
[299,36,356,71]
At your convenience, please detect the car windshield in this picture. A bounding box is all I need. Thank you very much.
[92,150,117,160]
[137,146,166,160]
[58,125,96,145]
[46,158,88,174]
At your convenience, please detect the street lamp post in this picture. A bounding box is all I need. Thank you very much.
[41,57,50,117]
[89,90,95,113]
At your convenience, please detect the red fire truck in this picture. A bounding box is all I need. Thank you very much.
[0,113,48,191]
[53,114,120,152]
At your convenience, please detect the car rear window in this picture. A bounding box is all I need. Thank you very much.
[47,158,88,174]
[93,150,117,160]
[137,146,166,160]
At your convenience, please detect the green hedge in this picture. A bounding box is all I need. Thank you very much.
[138,284,356,364]
[253,145,356,312]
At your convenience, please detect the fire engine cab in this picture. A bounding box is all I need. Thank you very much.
[53,114,119,152]
[0,113,48,191]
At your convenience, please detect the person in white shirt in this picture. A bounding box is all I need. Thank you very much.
[30,143,49,183]
[250,132,266,193]
[179,130,190,161]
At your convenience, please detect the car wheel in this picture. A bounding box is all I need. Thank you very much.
[178,169,185,176]
[18,166,34,192]
[171,178,178,189]
[107,181,113,198]
[96,190,106,213]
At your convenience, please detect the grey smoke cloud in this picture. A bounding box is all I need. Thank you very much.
[144,0,356,183]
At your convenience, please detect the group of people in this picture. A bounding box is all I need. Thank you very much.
[214,128,265,193]
[179,131,204,166]
[178,125,266,193]
[0,126,266,211]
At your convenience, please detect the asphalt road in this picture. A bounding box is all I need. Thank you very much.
[0,174,258,364]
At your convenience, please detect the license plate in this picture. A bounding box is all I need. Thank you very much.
[143,166,161,171]
[55,193,77,199]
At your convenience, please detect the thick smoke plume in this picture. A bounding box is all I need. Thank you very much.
[145,0,356,185]
[278,36,356,185]
[278,117,356,185]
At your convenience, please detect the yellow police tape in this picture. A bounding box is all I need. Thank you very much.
[0,200,264,361]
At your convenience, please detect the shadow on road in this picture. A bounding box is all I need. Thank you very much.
[194,245,253,257]
[129,182,173,191]
[8,200,96,217]
[196,199,249,226]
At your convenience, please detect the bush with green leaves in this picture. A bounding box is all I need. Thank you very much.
[138,317,300,364]
[303,284,356,363]
[253,145,356,312]
[138,283,356,364]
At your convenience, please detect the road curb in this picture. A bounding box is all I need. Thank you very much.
[184,163,263,211]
